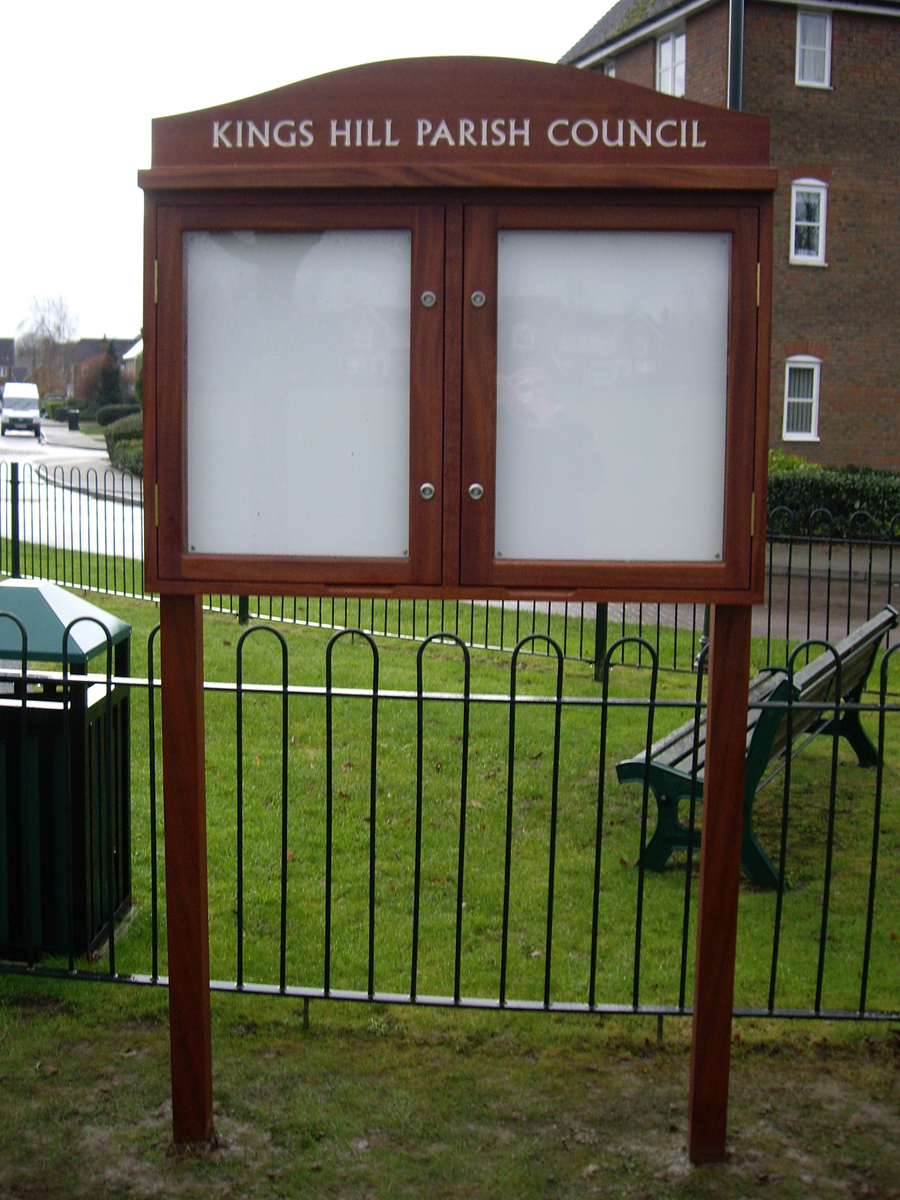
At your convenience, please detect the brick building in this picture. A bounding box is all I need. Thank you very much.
[0,339,13,386]
[563,0,900,469]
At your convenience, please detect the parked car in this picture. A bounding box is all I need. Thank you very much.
[1,382,41,437]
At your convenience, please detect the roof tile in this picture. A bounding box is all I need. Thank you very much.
[560,0,687,63]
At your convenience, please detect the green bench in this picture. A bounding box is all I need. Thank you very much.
[615,605,898,889]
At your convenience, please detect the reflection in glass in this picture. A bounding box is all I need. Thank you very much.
[186,229,411,557]
[495,230,731,562]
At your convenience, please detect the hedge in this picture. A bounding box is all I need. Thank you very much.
[105,413,143,477]
[108,440,142,475]
[104,412,142,446]
[768,463,900,538]
[97,403,140,427]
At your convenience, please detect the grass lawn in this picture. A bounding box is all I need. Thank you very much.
[0,978,898,1198]
[9,591,894,1019]
[73,594,896,1020]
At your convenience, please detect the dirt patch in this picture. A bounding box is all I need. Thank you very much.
[2,988,899,1199]
[0,992,73,1018]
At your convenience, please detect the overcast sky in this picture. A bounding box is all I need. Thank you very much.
[2,0,613,346]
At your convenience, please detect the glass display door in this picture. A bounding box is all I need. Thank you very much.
[460,204,759,592]
[155,204,445,587]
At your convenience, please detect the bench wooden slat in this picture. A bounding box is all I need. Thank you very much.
[628,668,786,772]
[763,608,898,769]
[632,607,896,775]
[615,604,898,889]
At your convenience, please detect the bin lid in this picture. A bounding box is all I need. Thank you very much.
[0,579,131,664]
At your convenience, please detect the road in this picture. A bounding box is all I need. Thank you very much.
[0,419,113,481]
[0,420,143,562]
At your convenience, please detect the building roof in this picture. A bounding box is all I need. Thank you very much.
[561,0,686,63]
[64,337,139,366]
[561,0,900,64]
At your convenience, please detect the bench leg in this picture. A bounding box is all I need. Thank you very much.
[642,811,678,871]
[640,790,700,872]
[638,783,780,889]
[740,823,781,890]
[819,709,880,769]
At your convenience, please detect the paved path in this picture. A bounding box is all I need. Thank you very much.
[518,545,898,649]
[0,420,134,492]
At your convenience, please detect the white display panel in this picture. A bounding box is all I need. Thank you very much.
[494,231,731,562]
[186,229,412,558]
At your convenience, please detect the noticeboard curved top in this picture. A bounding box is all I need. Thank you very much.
[141,56,773,188]
[141,57,775,603]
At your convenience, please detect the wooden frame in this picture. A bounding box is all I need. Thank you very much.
[153,201,445,590]
[147,187,772,604]
[459,200,760,596]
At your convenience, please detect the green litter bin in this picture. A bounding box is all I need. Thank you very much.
[0,580,132,960]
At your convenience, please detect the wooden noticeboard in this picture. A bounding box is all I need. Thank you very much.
[140,57,776,1162]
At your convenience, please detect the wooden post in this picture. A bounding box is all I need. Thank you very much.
[159,594,214,1143]
[688,603,752,1164]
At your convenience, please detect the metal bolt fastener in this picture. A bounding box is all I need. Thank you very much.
[419,482,436,500]
[420,291,437,308]
[470,290,486,308]
[468,482,485,501]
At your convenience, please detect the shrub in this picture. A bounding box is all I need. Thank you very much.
[104,412,142,446]
[43,400,66,421]
[768,463,900,538]
[105,412,143,476]
[109,440,142,476]
[97,404,140,427]
[768,448,816,473]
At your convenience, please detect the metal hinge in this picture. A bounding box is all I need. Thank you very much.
[756,263,760,308]
[750,492,756,538]
[155,483,159,528]
[154,260,159,305]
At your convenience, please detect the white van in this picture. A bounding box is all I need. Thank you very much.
[1,382,41,437]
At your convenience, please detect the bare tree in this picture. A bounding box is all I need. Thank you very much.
[17,296,78,395]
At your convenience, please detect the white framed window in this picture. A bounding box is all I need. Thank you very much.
[603,60,616,77]
[796,9,832,88]
[783,355,821,440]
[790,178,828,265]
[656,31,686,96]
